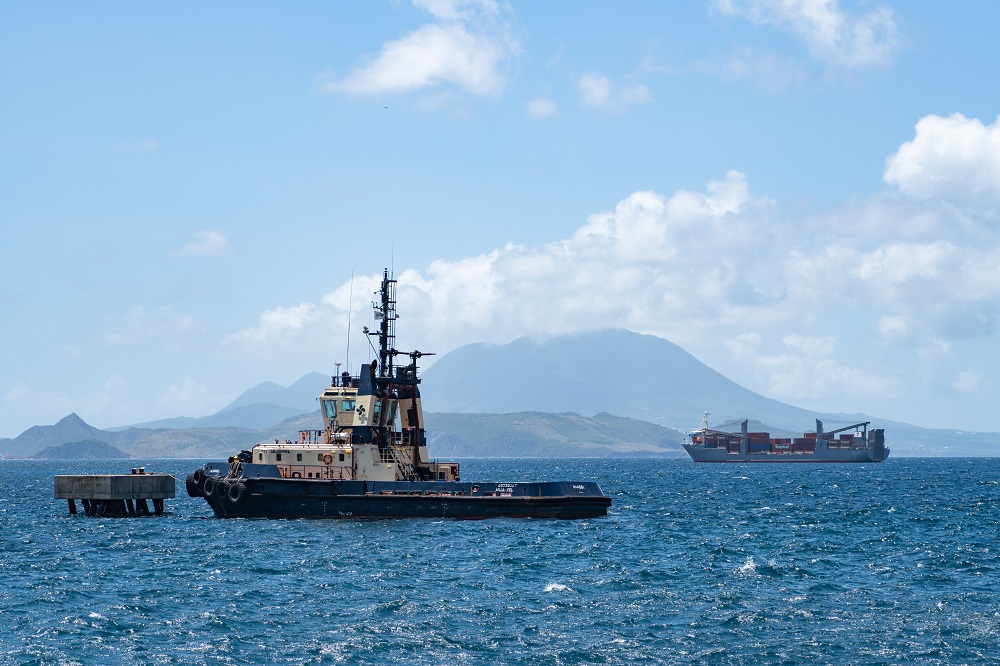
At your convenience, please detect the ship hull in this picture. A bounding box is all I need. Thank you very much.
[191,468,611,520]
[683,444,889,463]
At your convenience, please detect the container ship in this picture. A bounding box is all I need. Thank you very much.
[186,269,612,519]
[684,413,889,463]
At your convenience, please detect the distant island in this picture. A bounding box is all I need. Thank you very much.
[30,438,131,460]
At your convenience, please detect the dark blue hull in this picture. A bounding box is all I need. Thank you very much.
[190,468,611,520]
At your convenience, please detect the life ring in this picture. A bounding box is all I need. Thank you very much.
[227,482,247,504]
[300,431,307,443]
[322,453,334,465]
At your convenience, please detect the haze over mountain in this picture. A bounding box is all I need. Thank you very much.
[420,329,1000,456]
[115,372,330,431]
[422,329,829,431]
[3,330,998,458]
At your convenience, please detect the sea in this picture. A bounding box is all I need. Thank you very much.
[2,457,998,665]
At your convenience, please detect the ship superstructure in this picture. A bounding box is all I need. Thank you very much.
[243,272,457,485]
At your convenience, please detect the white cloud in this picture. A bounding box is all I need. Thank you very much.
[714,0,899,68]
[177,230,233,257]
[952,370,984,395]
[157,377,209,412]
[527,97,557,118]
[320,0,518,97]
[782,334,835,356]
[884,113,1000,203]
[224,303,318,351]
[714,47,808,91]
[766,356,896,400]
[104,306,198,346]
[727,332,762,356]
[578,73,651,113]
[226,116,1000,415]
[878,315,909,342]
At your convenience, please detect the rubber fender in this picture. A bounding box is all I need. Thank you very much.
[227,482,247,504]
[185,473,199,498]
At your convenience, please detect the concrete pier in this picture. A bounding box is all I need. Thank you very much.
[54,469,175,516]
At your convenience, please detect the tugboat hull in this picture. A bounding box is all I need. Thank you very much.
[190,469,611,520]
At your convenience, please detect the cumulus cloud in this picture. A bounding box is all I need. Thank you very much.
[157,377,210,412]
[527,97,557,118]
[104,306,198,346]
[224,303,319,351]
[714,46,808,91]
[320,0,518,97]
[226,114,1000,412]
[952,370,984,395]
[177,230,233,257]
[714,0,899,68]
[884,113,1000,203]
[578,73,651,113]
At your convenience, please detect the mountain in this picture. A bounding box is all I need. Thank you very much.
[220,372,329,412]
[31,438,131,460]
[117,372,330,431]
[425,412,686,457]
[4,330,999,458]
[1,414,109,459]
[421,329,1000,456]
[122,404,305,431]
[0,410,684,459]
[422,329,823,430]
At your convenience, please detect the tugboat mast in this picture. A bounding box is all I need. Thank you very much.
[374,268,397,380]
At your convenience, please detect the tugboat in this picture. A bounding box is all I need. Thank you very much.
[186,270,612,519]
[684,412,889,463]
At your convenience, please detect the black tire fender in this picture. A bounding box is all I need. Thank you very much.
[227,482,247,504]
[185,473,199,498]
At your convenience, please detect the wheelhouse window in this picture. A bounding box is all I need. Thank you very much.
[341,399,356,413]
[323,400,338,418]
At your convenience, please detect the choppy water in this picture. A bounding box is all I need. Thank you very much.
[2,457,999,665]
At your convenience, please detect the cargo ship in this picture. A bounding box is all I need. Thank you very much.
[186,270,612,519]
[684,413,889,462]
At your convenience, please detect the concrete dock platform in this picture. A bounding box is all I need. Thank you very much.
[54,469,176,516]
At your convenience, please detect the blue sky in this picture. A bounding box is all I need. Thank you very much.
[3,1,1000,437]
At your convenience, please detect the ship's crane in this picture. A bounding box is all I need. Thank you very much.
[816,420,870,441]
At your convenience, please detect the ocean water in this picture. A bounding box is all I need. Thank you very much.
[2,457,999,665]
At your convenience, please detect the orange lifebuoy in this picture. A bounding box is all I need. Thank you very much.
[300,431,307,443]
[322,453,334,465]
